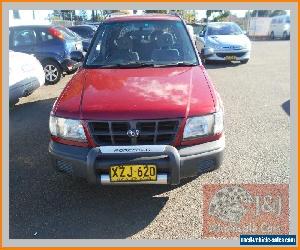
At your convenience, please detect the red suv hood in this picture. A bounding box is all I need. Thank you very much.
[54,65,216,120]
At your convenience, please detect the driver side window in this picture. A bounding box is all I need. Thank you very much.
[13,29,36,47]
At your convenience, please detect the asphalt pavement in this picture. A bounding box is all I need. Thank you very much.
[9,41,290,239]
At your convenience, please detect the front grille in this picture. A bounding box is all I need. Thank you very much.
[216,52,247,58]
[88,119,180,146]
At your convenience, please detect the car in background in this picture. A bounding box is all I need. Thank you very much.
[197,22,251,64]
[9,25,83,84]
[186,24,197,44]
[269,15,290,40]
[68,25,97,52]
[9,50,45,105]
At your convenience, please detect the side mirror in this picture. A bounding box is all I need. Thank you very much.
[200,47,214,59]
[199,32,204,37]
[70,51,84,62]
[242,30,247,35]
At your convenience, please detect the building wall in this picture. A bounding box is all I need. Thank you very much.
[9,10,51,27]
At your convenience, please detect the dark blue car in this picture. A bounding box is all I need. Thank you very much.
[9,25,83,84]
[68,25,97,52]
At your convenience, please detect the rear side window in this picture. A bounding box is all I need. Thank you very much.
[13,29,36,47]
[38,30,54,42]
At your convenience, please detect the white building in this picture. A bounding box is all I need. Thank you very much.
[9,10,51,27]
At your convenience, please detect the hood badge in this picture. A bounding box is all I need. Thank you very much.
[127,129,140,138]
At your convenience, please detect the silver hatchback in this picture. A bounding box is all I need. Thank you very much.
[196,22,251,64]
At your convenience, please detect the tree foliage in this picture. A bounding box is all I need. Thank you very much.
[206,10,230,22]
[144,10,168,14]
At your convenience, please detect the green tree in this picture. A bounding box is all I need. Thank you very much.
[51,10,62,20]
[79,10,88,21]
[213,10,230,22]
[61,10,75,21]
[144,10,168,14]
[206,10,230,22]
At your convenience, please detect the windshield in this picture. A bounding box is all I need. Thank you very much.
[207,23,243,36]
[85,20,198,67]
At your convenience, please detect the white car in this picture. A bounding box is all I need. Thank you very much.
[198,22,251,64]
[9,51,45,104]
[269,15,290,40]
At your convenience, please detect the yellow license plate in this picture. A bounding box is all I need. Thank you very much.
[110,165,157,182]
[225,55,236,61]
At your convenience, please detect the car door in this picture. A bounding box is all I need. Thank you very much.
[270,18,277,36]
[10,27,37,55]
[275,17,283,37]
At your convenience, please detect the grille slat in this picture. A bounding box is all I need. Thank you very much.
[89,119,180,146]
[216,52,247,58]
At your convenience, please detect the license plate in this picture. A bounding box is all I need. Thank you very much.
[110,165,157,182]
[225,55,236,61]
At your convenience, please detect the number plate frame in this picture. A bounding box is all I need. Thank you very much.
[110,164,157,182]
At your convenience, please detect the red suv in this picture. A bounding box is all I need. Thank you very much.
[49,14,224,185]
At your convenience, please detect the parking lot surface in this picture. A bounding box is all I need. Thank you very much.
[10,41,290,239]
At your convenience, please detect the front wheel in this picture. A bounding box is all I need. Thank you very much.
[270,31,275,40]
[43,60,62,85]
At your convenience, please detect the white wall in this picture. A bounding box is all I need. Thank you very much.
[248,17,272,36]
[9,10,51,27]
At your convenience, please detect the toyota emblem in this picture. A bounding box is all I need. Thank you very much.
[127,129,140,138]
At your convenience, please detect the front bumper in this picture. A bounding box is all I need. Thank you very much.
[9,77,42,104]
[49,135,225,185]
[206,49,250,61]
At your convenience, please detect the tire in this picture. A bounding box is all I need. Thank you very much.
[283,31,289,40]
[270,31,275,40]
[204,59,211,65]
[42,60,62,85]
[240,59,249,64]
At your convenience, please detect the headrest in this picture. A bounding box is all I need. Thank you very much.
[156,33,174,48]
[115,36,132,50]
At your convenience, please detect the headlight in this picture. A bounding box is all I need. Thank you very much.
[49,115,87,141]
[183,110,223,140]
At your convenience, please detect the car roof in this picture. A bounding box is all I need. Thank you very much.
[208,22,235,25]
[10,25,59,29]
[104,14,181,23]
[69,25,94,28]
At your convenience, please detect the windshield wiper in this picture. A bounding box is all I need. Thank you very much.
[153,62,198,68]
[98,62,156,68]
